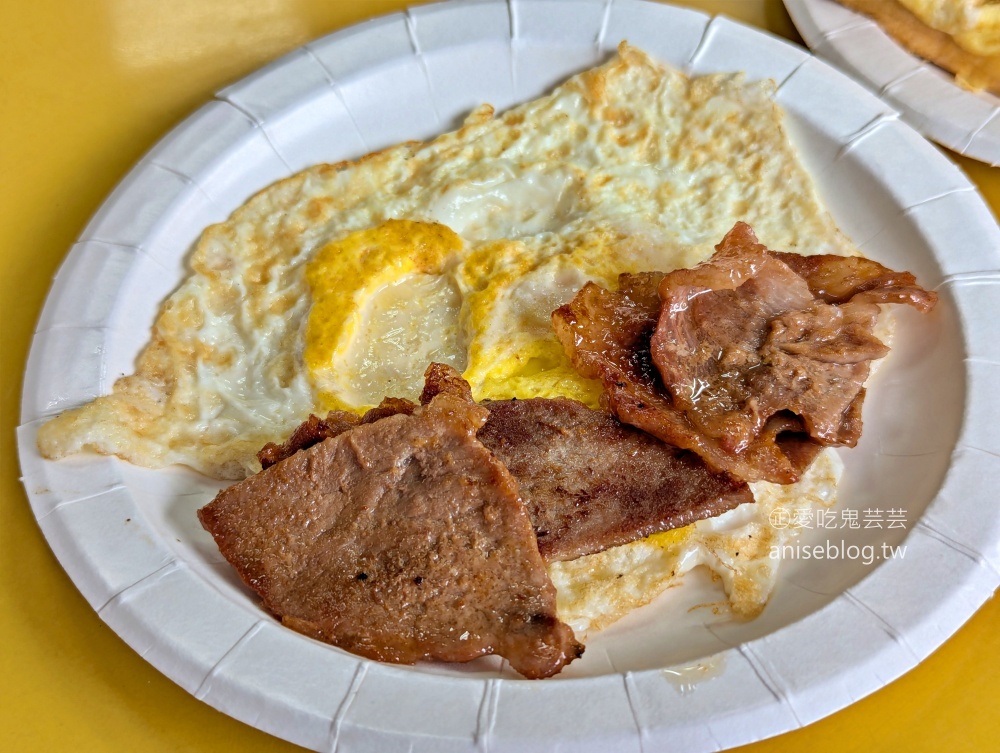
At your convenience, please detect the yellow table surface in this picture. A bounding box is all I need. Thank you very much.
[2,1,998,750]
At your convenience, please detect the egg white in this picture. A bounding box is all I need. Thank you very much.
[897,0,1000,54]
[551,449,843,634]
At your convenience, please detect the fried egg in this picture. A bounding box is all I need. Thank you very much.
[38,43,863,629]
[898,0,1000,56]
[552,449,843,634]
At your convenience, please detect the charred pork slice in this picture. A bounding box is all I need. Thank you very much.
[257,397,419,469]
[477,396,752,562]
[199,391,583,679]
[256,411,360,469]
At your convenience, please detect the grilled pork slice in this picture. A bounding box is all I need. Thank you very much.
[261,364,753,563]
[476,396,752,562]
[650,222,935,452]
[256,397,418,470]
[553,221,936,484]
[256,411,360,469]
[553,271,823,484]
[199,389,583,680]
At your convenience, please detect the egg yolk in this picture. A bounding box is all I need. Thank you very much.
[457,239,606,407]
[646,527,690,550]
[471,338,605,407]
[304,219,463,407]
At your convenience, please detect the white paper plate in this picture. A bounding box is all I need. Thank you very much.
[18,1,1000,750]
[784,0,1000,164]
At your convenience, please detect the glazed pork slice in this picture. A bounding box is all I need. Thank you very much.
[199,390,583,680]
[772,250,937,310]
[650,222,936,450]
[553,271,822,484]
[476,396,753,562]
[553,222,936,484]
